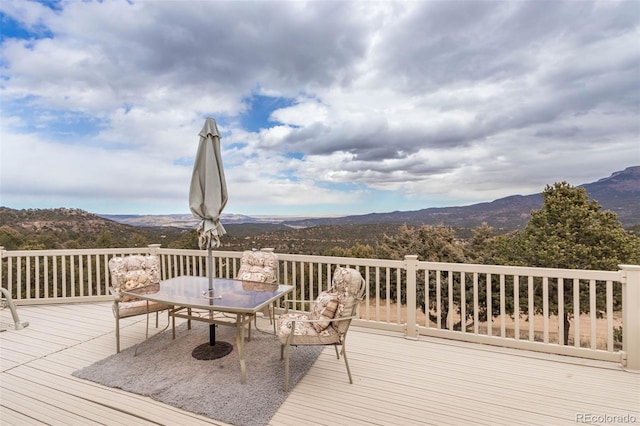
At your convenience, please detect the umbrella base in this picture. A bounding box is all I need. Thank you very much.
[192,341,233,360]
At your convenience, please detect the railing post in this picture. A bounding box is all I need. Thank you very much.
[620,264,640,372]
[404,255,419,340]
[0,246,4,289]
[148,244,161,256]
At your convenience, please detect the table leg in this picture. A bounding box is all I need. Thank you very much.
[236,314,246,384]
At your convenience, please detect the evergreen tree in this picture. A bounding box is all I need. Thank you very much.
[489,182,640,343]
[96,229,113,248]
[376,224,470,328]
[128,233,148,248]
[323,243,376,259]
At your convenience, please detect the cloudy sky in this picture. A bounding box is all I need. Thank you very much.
[1,0,638,217]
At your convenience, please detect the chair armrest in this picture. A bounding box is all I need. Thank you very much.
[109,286,121,302]
[285,315,357,324]
[282,315,358,340]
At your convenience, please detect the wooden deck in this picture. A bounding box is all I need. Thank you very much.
[1,303,638,425]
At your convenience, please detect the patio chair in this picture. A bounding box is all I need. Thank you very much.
[236,249,279,333]
[277,266,366,391]
[108,255,171,353]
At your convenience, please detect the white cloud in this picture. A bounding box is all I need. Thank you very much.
[270,101,329,127]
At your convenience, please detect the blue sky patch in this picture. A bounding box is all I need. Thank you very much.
[287,152,304,160]
[0,14,53,43]
[4,99,105,142]
[240,94,295,132]
[173,157,194,167]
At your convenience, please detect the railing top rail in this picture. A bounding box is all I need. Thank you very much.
[155,249,405,268]
[157,248,227,256]
[274,253,404,268]
[0,246,631,281]
[1,247,152,257]
[419,260,624,281]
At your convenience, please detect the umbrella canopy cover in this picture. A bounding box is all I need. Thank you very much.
[189,118,228,249]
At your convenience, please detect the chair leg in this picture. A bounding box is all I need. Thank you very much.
[334,344,340,359]
[341,339,353,384]
[263,304,273,325]
[172,309,176,339]
[115,316,121,353]
[283,325,295,392]
[284,342,291,392]
[251,304,277,336]
[251,317,256,340]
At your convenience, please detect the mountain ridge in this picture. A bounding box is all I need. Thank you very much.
[283,166,640,229]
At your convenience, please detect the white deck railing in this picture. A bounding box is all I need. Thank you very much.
[1,245,638,372]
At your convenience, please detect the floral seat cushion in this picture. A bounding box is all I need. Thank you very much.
[277,313,341,345]
[117,299,168,317]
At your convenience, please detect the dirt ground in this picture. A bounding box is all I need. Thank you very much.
[358,300,623,350]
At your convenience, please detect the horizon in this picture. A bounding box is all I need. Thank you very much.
[1,1,639,216]
[4,164,636,219]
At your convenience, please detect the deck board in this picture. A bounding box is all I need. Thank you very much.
[1,303,639,425]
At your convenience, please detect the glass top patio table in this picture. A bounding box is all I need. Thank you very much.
[124,276,294,382]
[124,275,294,314]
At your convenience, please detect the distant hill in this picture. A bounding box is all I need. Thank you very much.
[98,213,331,228]
[0,207,192,249]
[98,167,638,231]
[0,207,128,234]
[281,166,640,229]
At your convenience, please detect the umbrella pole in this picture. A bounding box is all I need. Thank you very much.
[208,248,214,292]
[191,245,233,360]
[207,247,215,345]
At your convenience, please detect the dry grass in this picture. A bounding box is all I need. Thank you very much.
[358,300,623,350]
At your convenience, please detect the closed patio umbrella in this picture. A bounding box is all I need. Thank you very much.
[190,117,228,255]
[188,117,231,359]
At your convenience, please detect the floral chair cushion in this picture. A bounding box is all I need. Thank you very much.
[108,255,161,302]
[308,291,339,332]
[329,267,364,333]
[277,313,341,345]
[236,250,278,283]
